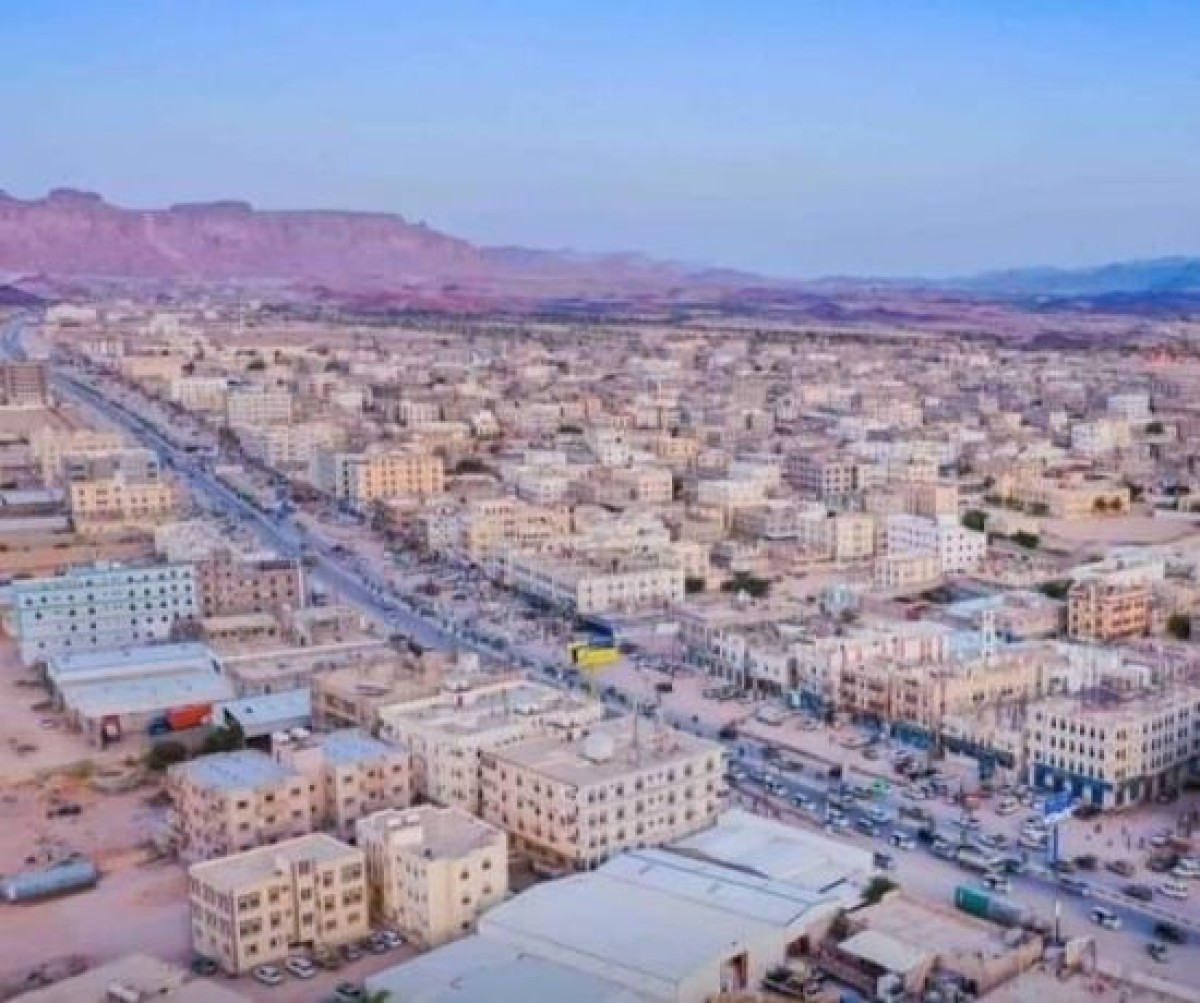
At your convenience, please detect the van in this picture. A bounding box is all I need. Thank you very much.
[1090,907,1121,930]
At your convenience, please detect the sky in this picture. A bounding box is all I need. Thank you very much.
[3,0,1200,278]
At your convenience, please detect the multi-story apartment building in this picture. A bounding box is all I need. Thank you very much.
[195,550,304,618]
[224,385,294,429]
[274,729,412,841]
[480,717,724,872]
[168,750,317,863]
[378,677,605,813]
[12,562,200,664]
[67,467,179,533]
[236,421,346,471]
[1070,417,1132,456]
[188,833,368,973]
[903,481,959,519]
[310,448,445,507]
[30,428,127,484]
[787,454,860,504]
[0,361,49,408]
[500,551,685,614]
[356,806,508,947]
[873,552,941,591]
[885,514,986,574]
[169,375,230,413]
[1067,579,1152,642]
[422,497,572,560]
[1025,687,1200,808]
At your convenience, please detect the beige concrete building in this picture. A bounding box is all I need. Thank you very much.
[1025,686,1200,808]
[423,496,572,560]
[310,447,445,507]
[1067,579,1151,642]
[188,833,369,974]
[480,717,724,872]
[274,729,413,840]
[873,551,941,591]
[237,421,346,471]
[356,806,508,947]
[224,385,294,429]
[500,550,685,614]
[67,474,179,532]
[379,677,605,813]
[30,428,127,484]
[168,750,317,863]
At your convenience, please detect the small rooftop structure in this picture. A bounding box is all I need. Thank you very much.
[216,688,311,740]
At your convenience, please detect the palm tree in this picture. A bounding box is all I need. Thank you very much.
[362,991,392,1003]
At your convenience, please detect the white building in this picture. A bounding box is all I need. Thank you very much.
[885,514,986,574]
[12,562,200,664]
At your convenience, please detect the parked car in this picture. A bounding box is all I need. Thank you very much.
[1090,907,1121,930]
[1159,880,1190,901]
[334,983,364,1002]
[340,943,363,962]
[1146,943,1169,964]
[251,965,284,986]
[376,928,404,949]
[1123,884,1154,902]
[284,957,316,979]
[190,957,219,977]
[1106,859,1136,877]
[1154,921,1186,945]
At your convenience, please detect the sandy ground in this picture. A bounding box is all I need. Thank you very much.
[1044,515,1200,548]
[0,636,143,784]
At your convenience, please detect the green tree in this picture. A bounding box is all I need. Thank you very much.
[961,509,987,532]
[1037,578,1073,600]
[200,723,244,756]
[1011,531,1040,550]
[145,741,189,772]
[1166,613,1192,641]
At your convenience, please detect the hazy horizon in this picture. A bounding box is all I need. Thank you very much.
[5,1,1200,279]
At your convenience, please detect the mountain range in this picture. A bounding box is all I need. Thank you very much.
[0,188,1197,316]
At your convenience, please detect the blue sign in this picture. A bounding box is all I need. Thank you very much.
[1043,791,1076,824]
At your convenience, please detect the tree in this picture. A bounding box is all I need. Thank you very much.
[863,876,899,904]
[145,741,189,772]
[684,576,707,595]
[1010,531,1039,550]
[1166,613,1192,641]
[961,509,987,532]
[1037,578,1073,600]
[1093,497,1108,513]
[362,991,392,1003]
[200,723,244,756]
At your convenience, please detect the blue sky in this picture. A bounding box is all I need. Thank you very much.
[4,1,1199,277]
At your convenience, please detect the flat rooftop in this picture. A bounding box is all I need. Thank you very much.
[189,833,357,892]
[315,727,400,765]
[172,749,299,793]
[488,717,720,786]
[366,934,648,1003]
[361,805,503,859]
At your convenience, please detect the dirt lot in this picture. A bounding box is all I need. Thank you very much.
[0,636,142,784]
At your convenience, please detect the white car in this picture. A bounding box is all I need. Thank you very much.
[252,965,284,986]
[284,956,316,979]
[1160,880,1190,901]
